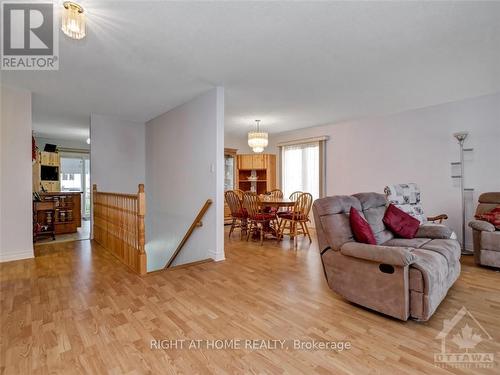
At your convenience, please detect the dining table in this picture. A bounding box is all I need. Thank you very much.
[258,196,296,209]
[257,196,296,239]
[237,195,297,240]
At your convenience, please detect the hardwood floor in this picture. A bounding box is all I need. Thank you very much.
[1,229,499,374]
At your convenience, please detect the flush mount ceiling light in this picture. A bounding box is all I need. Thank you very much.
[62,1,86,40]
[248,120,268,153]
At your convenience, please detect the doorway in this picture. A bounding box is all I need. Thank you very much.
[60,154,90,219]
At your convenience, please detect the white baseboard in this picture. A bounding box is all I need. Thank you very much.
[0,250,34,263]
[208,249,225,262]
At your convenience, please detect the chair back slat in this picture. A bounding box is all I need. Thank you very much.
[289,191,303,202]
[242,192,261,219]
[225,190,243,216]
[267,189,283,199]
[292,192,313,220]
[234,189,244,200]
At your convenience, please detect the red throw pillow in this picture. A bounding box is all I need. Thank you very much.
[383,204,420,239]
[349,207,376,245]
[475,205,500,229]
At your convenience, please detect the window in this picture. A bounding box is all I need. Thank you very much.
[281,141,324,200]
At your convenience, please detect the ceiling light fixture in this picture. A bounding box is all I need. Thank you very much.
[62,1,86,40]
[248,120,268,153]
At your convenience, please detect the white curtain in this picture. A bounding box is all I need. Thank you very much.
[281,142,320,200]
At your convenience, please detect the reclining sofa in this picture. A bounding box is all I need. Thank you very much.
[313,192,461,321]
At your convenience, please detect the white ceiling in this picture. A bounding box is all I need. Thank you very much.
[2,1,500,140]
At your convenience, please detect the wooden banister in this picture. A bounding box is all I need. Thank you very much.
[164,199,213,269]
[92,184,147,275]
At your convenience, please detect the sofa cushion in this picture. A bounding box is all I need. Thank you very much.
[233,208,248,218]
[349,207,376,245]
[481,231,500,252]
[420,239,461,264]
[313,196,362,251]
[383,204,420,239]
[353,192,394,245]
[314,195,361,216]
[415,224,453,239]
[383,238,432,249]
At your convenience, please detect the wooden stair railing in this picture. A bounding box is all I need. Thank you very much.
[164,199,213,269]
[92,184,147,275]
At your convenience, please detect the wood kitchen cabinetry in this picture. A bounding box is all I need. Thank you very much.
[236,154,276,195]
[237,154,269,170]
[34,151,61,192]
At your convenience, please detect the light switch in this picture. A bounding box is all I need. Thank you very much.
[210,163,215,173]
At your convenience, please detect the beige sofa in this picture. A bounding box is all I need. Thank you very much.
[468,192,500,268]
[313,192,461,321]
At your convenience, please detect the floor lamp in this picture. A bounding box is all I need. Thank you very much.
[453,131,473,255]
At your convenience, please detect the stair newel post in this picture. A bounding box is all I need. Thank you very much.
[137,184,147,274]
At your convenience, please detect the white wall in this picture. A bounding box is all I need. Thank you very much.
[269,93,500,249]
[90,114,145,193]
[0,86,34,262]
[225,132,252,154]
[146,88,225,270]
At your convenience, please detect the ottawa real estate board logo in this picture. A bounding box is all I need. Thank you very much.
[1,1,58,70]
[434,307,495,369]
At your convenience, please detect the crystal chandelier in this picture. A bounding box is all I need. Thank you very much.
[248,120,268,153]
[62,2,86,40]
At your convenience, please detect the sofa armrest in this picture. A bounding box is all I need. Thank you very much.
[415,224,453,239]
[427,214,448,223]
[340,242,416,266]
[469,220,495,232]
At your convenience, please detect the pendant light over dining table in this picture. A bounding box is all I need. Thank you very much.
[248,120,268,153]
[61,1,86,40]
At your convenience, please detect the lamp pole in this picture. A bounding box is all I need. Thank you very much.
[453,132,472,255]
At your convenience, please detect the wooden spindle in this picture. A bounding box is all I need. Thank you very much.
[91,184,147,275]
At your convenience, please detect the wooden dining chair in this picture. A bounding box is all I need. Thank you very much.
[225,190,247,239]
[289,191,303,201]
[277,190,302,219]
[277,192,313,247]
[267,189,283,199]
[234,189,244,200]
[242,192,278,245]
[264,189,284,214]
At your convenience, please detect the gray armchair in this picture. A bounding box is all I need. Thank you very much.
[469,192,500,268]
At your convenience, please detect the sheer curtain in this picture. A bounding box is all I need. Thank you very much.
[281,142,320,200]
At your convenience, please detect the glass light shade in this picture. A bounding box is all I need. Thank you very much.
[62,2,86,40]
[248,131,268,153]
